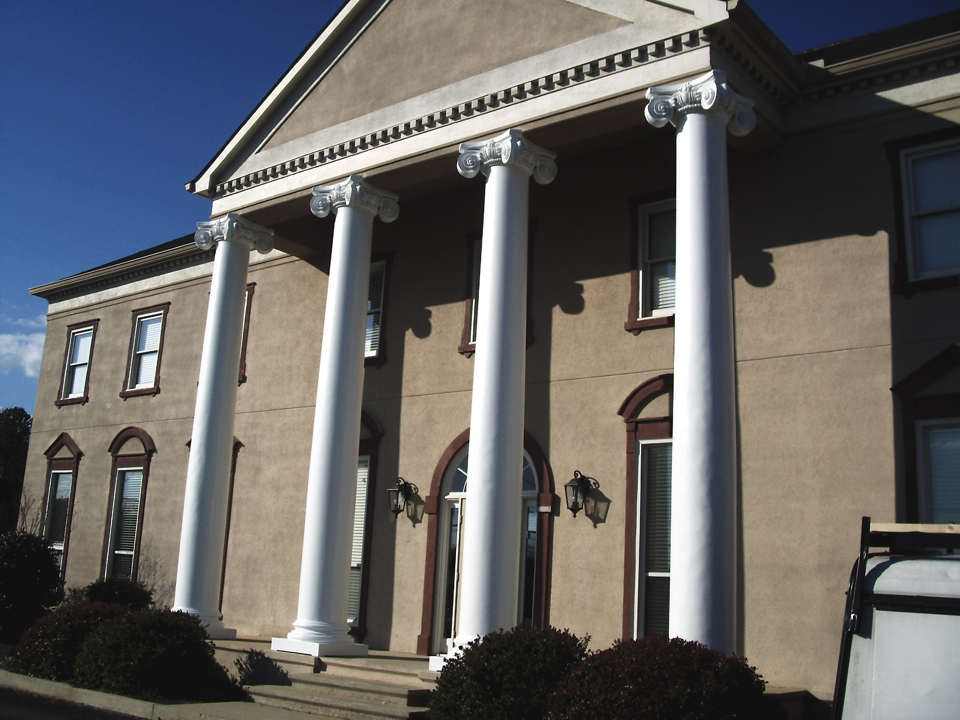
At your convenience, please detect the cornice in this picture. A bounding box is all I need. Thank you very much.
[30,243,213,304]
[209,28,712,201]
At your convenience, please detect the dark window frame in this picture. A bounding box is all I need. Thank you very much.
[238,283,256,385]
[618,374,673,640]
[892,344,960,521]
[887,127,960,296]
[101,427,156,581]
[365,255,391,368]
[55,319,99,407]
[416,428,555,655]
[119,303,170,399]
[41,433,83,582]
[626,194,676,334]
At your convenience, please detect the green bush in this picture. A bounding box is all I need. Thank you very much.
[0,531,63,642]
[5,601,129,681]
[234,649,291,686]
[79,578,153,610]
[430,625,589,720]
[73,609,244,702]
[547,635,766,720]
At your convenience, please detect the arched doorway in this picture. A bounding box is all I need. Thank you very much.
[417,429,554,655]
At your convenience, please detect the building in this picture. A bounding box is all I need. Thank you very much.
[23,0,960,699]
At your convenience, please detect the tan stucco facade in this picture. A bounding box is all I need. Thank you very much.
[23,0,960,701]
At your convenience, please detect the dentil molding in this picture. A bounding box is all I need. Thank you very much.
[310,175,400,222]
[457,128,558,185]
[195,213,276,253]
[645,69,756,136]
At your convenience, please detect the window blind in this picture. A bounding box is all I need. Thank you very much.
[347,456,370,624]
[923,422,960,523]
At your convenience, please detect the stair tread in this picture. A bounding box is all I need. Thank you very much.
[290,672,412,695]
[250,684,413,718]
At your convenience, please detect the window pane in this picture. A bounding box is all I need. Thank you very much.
[923,423,960,523]
[368,264,384,312]
[644,444,672,574]
[110,553,133,580]
[114,470,143,553]
[521,505,537,625]
[346,566,362,624]
[46,472,72,543]
[364,311,381,357]
[912,149,960,214]
[136,316,162,353]
[70,331,92,364]
[650,261,676,310]
[134,351,158,387]
[644,576,670,636]
[648,210,676,259]
[522,454,537,493]
[912,212,960,277]
[67,364,87,397]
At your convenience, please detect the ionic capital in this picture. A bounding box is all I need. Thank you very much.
[195,214,275,254]
[645,70,755,137]
[457,128,557,185]
[310,175,400,223]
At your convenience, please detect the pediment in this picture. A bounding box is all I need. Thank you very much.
[262,0,630,152]
[190,0,724,203]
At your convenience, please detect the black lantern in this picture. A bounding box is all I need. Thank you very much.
[564,470,610,526]
[564,470,594,517]
[387,477,417,518]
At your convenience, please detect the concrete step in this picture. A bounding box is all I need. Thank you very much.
[215,638,320,678]
[318,652,435,689]
[248,682,428,720]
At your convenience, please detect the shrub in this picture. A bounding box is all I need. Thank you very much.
[547,635,766,720]
[234,649,291,686]
[0,531,63,642]
[5,601,128,681]
[430,625,589,720]
[79,578,153,610]
[73,609,244,702]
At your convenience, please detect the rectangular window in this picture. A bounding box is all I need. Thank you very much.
[637,441,672,637]
[901,141,960,281]
[639,201,676,318]
[347,455,370,625]
[238,283,255,385]
[121,304,169,397]
[106,468,144,580]
[44,471,73,571]
[56,321,98,405]
[916,419,960,523]
[365,262,385,359]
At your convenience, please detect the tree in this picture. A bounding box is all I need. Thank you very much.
[0,407,32,534]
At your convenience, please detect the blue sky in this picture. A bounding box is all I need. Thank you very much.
[1,0,957,413]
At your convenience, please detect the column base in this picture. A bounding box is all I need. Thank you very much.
[171,605,236,640]
[272,636,368,658]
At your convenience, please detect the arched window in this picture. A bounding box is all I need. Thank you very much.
[102,427,155,581]
[619,374,673,640]
[42,433,82,580]
[417,429,554,655]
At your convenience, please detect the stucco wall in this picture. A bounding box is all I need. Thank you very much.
[23,100,960,699]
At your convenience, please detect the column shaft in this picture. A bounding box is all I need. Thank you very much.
[670,111,737,651]
[273,175,398,658]
[174,214,273,636]
[645,69,754,654]
[456,163,529,642]
[448,129,556,655]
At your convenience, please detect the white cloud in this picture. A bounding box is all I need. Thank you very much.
[10,315,46,329]
[0,333,45,377]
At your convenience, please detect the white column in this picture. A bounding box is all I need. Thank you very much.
[273,175,398,658]
[645,70,755,653]
[174,213,274,637]
[453,129,557,648]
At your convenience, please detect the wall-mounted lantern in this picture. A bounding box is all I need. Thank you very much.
[564,470,611,526]
[387,477,425,525]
